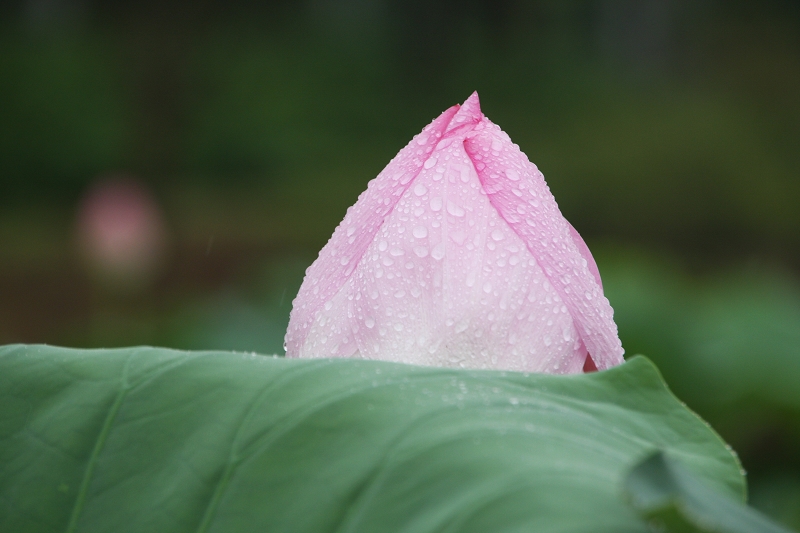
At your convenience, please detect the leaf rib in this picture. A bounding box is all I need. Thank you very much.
[64,354,133,533]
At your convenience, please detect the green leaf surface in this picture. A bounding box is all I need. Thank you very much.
[1,345,744,533]
[625,451,794,533]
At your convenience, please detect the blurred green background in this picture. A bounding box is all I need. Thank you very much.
[1,0,799,527]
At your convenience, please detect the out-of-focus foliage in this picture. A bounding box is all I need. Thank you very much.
[625,451,792,533]
[0,0,799,528]
[599,246,800,529]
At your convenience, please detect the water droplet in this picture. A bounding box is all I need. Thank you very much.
[414,183,428,196]
[393,323,404,332]
[430,197,443,211]
[491,229,504,241]
[324,301,332,311]
[446,201,465,217]
[431,243,445,260]
[390,247,404,257]
[395,290,405,298]
[346,226,356,236]
[378,240,388,252]
[413,226,428,239]
[450,230,466,245]
[340,256,350,265]
[414,246,429,258]
[483,282,492,293]
[424,157,437,169]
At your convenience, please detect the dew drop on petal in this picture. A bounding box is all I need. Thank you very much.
[446,201,465,217]
[431,243,445,260]
[413,226,428,239]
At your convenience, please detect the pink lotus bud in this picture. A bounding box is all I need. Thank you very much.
[285,93,624,373]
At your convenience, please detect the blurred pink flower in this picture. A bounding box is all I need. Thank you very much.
[76,176,167,290]
[285,93,623,373]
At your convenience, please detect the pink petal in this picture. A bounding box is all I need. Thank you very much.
[567,222,602,290]
[463,128,624,370]
[285,103,461,356]
[341,106,585,372]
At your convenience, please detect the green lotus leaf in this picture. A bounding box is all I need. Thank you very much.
[0,345,745,532]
